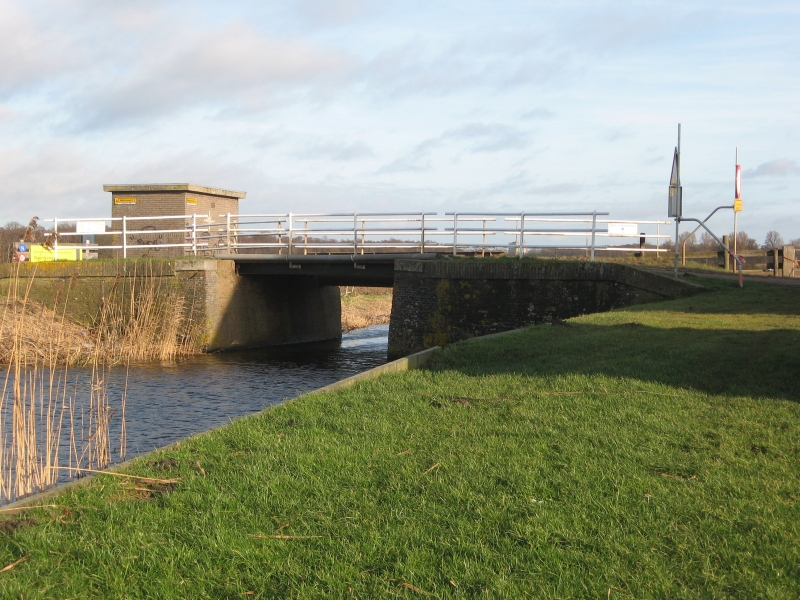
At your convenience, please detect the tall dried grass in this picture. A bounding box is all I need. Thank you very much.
[0,262,202,503]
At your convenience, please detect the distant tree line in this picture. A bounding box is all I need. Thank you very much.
[662,230,799,253]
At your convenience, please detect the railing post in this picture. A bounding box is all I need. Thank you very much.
[656,223,660,256]
[226,213,231,253]
[453,213,458,256]
[192,214,197,256]
[288,212,293,255]
[53,217,59,261]
[519,213,524,260]
[421,213,425,253]
[122,216,127,259]
[590,211,597,262]
[353,213,358,255]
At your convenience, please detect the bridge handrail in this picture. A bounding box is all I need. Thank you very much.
[37,210,673,261]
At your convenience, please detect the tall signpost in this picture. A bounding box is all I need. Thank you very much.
[733,148,742,255]
[668,124,744,287]
[669,124,682,278]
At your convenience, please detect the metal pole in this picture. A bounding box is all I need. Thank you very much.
[353,213,358,255]
[519,213,524,260]
[453,213,458,256]
[53,217,59,261]
[656,223,660,257]
[226,213,231,253]
[421,213,425,253]
[674,219,680,277]
[674,123,681,278]
[590,211,597,262]
[288,212,293,255]
[733,147,739,258]
[192,214,197,256]
[122,215,127,259]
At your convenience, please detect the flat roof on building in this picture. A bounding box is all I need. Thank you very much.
[103,183,246,199]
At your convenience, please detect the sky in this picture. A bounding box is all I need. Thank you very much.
[1,0,798,244]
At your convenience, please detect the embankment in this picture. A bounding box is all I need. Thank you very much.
[1,278,798,597]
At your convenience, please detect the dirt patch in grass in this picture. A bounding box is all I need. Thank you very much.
[0,517,36,535]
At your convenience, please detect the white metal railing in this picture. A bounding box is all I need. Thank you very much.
[40,213,672,261]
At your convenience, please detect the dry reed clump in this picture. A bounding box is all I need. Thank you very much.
[0,264,204,367]
[0,261,203,503]
[0,298,91,366]
[340,290,393,332]
[95,266,203,364]
[0,265,121,503]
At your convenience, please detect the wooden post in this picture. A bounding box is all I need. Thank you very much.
[722,235,730,271]
[782,245,795,278]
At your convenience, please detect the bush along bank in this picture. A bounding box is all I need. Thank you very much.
[1,278,799,597]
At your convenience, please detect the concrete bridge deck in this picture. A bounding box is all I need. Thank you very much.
[217,253,439,286]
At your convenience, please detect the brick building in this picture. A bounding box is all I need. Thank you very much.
[103,183,246,258]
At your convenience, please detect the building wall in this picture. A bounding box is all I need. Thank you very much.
[182,192,240,254]
[388,259,705,359]
[105,191,240,258]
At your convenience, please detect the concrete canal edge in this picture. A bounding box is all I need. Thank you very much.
[0,344,443,515]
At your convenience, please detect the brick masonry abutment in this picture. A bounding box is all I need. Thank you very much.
[387,259,706,359]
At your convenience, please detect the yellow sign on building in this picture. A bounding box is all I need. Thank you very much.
[186,197,198,205]
[114,197,137,205]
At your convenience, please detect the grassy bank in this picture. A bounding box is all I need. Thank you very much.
[340,287,392,332]
[2,279,799,598]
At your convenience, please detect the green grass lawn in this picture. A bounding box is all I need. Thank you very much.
[2,278,799,598]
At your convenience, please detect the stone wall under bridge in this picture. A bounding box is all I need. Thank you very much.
[387,259,705,360]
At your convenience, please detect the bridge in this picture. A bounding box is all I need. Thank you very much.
[9,211,695,357]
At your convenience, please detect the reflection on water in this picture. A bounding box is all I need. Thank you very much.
[1,324,388,497]
[115,323,389,456]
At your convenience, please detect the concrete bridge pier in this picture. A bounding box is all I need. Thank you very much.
[180,260,341,351]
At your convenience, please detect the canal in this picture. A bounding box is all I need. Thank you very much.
[1,324,389,500]
[111,323,389,457]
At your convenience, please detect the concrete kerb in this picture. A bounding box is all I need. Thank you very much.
[0,345,443,515]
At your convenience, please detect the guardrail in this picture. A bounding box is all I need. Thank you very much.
[40,213,672,261]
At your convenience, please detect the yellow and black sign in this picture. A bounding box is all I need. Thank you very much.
[114,196,137,205]
[733,199,743,213]
[186,197,198,205]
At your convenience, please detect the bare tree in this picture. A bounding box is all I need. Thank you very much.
[763,230,784,249]
[699,231,720,250]
[729,231,759,251]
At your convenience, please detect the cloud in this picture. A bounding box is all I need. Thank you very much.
[744,159,800,178]
[0,0,80,96]
[293,0,374,25]
[601,127,635,142]
[70,22,352,129]
[520,107,555,120]
[525,183,582,196]
[379,123,529,173]
[295,140,374,161]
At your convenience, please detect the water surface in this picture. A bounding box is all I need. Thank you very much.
[1,324,389,498]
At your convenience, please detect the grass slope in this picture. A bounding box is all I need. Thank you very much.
[2,279,799,598]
